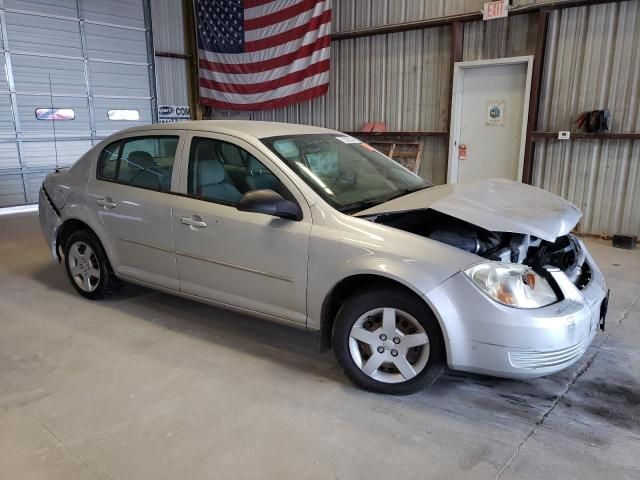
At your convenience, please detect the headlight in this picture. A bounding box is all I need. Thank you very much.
[464,262,558,308]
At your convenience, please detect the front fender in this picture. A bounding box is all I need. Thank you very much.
[306,209,480,332]
[320,258,460,346]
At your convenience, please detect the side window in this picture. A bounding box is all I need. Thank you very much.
[187,137,285,206]
[97,136,179,191]
[98,140,121,180]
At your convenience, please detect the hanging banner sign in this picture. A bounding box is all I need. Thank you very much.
[158,105,191,123]
[483,0,508,20]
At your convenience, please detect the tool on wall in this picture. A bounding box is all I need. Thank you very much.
[576,110,611,133]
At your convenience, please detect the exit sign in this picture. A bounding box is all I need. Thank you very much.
[483,0,508,20]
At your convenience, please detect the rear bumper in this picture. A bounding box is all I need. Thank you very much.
[426,248,607,379]
[38,187,62,260]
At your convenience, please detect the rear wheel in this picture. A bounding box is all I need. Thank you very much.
[64,230,121,300]
[332,288,445,395]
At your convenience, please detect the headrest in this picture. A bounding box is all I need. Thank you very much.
[198,157,225,185]
[196,141,216,161]
[247,156,266,174]
[128,151,155,169]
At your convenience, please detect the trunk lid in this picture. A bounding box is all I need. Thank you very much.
[357,178,582,242]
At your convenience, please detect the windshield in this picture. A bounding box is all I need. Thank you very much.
[261,134,430,213]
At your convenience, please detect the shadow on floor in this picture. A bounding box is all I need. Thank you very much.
[32,254,637,435]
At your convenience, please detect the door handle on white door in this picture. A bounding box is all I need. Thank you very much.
[180,216,207,229]
[96,197,116,209]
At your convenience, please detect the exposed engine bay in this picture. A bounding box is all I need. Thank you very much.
[367,209,590,289]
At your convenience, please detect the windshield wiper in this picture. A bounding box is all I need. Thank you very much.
[382,184,429,202]
[339,197,388,214]
[341,185,430,214]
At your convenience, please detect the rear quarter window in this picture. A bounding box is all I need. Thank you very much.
[98,141,121,180]
[97,136,179,192]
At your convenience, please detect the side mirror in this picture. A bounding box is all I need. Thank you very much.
[237,189,302,221]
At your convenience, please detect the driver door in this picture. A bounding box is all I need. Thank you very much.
[172,132,312,324]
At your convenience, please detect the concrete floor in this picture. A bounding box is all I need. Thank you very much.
[0,212,638,480]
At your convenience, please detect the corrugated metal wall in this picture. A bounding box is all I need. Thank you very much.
[250,8,541,184]
[331,0,560,32]
[0,0,154,206]
[252,27,453,183]
[145,0,639,235]
[259,28,453,133]
[249,1,640,235]
[150,0,190,107]
[462,13,537,61]
[533,0,640,236]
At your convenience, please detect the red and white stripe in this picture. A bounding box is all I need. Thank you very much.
[198,0,331,111]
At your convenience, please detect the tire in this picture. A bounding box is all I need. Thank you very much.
[64,229,122,300]
[332,288,445,395]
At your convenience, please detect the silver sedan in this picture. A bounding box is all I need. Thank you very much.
[39,121,609,395]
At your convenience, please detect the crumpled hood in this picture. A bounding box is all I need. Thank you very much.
[358,178,582,242]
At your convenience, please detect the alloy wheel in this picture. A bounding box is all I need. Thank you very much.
[348,307,430,384]
[68,241,101,293]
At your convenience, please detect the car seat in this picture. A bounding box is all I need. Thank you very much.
[197,157,242,204]
[244,157,280,192]
[127,151,165,189]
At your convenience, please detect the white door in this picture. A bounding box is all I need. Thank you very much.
[172,132,311,324]
[449,57,532,183]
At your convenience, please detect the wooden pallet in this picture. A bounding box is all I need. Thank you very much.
[367,141,423,174]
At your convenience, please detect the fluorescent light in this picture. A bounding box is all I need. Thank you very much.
[0,204,38,215]
[35,108,75,120]
[107,109,140,121]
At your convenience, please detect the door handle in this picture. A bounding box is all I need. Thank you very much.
[181,216,207,229]
[96,197,116,209]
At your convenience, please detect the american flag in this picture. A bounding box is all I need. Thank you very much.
[195,0,331,111]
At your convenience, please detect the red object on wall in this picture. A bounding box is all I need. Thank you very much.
[361,122,387,133]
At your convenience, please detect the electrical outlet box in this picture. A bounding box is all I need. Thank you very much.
[558,131,571,140]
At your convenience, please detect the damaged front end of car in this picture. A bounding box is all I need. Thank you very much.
[366,208,593,293]
[355,180,609,378]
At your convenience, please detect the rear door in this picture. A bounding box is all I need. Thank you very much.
[85,132,184,289]
[172,132,311,323]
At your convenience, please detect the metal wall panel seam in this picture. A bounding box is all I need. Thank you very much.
[143,0,158,123]
[78,20,147,32]
[13,92,91,97]
[4,50,85,61]
[81,57,151,66]
[0,135,100,143]
[77,0,97,141]
[92,95,153,99]
[3,8,149,33]
[0,166,71,175]
[0,7,27,202]
[2,8,79,22]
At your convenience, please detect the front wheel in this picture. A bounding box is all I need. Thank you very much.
[332,288,445,395]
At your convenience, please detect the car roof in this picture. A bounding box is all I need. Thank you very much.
[112,120,340,139]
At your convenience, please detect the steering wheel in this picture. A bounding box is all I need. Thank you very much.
[333,169,358,185]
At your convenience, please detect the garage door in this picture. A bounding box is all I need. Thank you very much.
[0,0,156,206]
